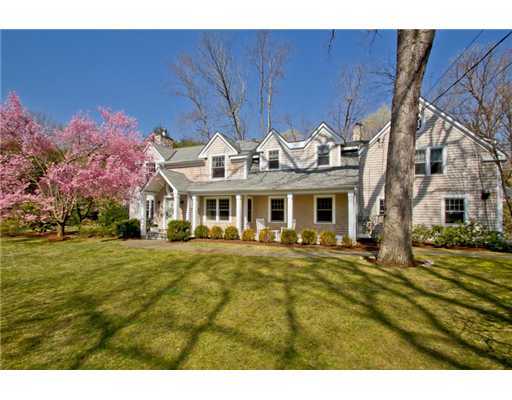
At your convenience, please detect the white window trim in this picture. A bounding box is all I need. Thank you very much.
[203,196,231,223]
[415,146,446,176]
[268,196,287,223]
[267,149,281,171]
[247,196,254,223]
[314,195,336,224]
[441,194,468,226]
[414,148,427,176]
[378,197,385,216]
[209,154,227,181]
[316,144,331,168]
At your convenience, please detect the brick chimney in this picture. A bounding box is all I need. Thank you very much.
[351,122,364,142]
[152,127,174,148]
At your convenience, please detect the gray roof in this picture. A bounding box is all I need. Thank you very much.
[152,143,175,160]
[155,140,259,163]
[160,169,191,192]
[187,166,358,193]
[167,145,203,163]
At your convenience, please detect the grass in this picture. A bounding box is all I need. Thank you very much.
[1,236,511,369]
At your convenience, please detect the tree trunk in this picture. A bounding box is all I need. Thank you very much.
[56,222,66,240]
[377,30,435,267]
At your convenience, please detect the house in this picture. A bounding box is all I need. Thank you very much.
[130,98,505,241]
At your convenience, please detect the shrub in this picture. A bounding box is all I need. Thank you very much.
[80,223,116,238]
[167,220,191,241]
[224,226,240,240]
[98,201,128,228]
[281,229,298,245]
[210,226,224,240]
[258,228,275,243]
[115,219,140,239]
[412,224,431,244]
[301,229,317,245]
[0,218,24,236]
[242,228,255,241]
[341,234,354,248]
[194,224,209,239]
[319,231,337,246]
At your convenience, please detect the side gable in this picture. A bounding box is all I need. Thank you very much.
[303,122,343,148]
[144,142,166,163]
[198,132,239,158]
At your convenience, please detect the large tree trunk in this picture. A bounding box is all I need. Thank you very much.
[377,30,435,267]
[56,222,66,240]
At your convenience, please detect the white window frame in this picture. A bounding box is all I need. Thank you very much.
[317,144,331,167]
[429,146,446,175]
[415,146,446,176]
[378,198,385,215]
[209,154,227,180]
[203,196,231,223]
[267,149,280,171]
[268,196,287,223]
[441,195,468,226]
[314,195,336,224]
[415,148,427,176]
[246,196,254,223]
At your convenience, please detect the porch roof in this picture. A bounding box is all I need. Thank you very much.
[159,169,191,192]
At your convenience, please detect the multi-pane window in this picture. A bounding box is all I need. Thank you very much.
[206,199,217,220]
[379,199,385,215]
[415,149,426,175]
[268,150,280,170]
[247,198,253,222]
[218,199,230,221]
[430,148,443,174]
[212,155,225,178]
[317,145,330,166]
[146,199,154,222]
[270,198,285,222]
[445,198,465,224]
[146,162,156,175]
[316,197,334,223]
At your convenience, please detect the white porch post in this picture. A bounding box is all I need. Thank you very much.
[191,195,198,233]
[243,195,249,230]
[140,192,147,237]
[186,194,191,221]
[173,190,180,220]
[236,194,243,233]
[348,190,357,241]
[162,197,167,230]
[287,193,294,229]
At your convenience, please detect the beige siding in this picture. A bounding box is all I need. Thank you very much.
[198,195,239,230]
[164,158,246,182]
[359,107,499,233]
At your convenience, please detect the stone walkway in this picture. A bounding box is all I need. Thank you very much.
[121,239,512,261]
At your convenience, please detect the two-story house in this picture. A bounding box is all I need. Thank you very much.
[130,98,505,241]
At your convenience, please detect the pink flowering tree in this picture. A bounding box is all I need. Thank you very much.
[0,93,146,239]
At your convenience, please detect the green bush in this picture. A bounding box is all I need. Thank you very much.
[210,226,224,240]
[194,224,209,239]
[115,219,140,239]
[341,234,354,248]
[98,201,128,228]
[319,231,337,246]
[79,223,117,238]
[412,224,431,244]
[300,229,317,245]
[224,226,240,240]
[280,229,298,245]
[167,220,191,241]
[242,228,256,241]
[258,228,275,243]
[0,218,24,236]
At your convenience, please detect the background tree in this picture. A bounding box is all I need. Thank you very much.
[250,30,290,136]
[377,29,436,267]
[359,104,391,140]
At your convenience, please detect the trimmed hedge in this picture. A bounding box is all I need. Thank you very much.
[224,226,240,240]
[115,219,140,239]
[281,229,298,245]
[210,226,224,240]
[258,228,275,243]
[194,224,209,239]
[167,220,191,241]
[242,228,256,241]
[319,231,337,246]
[301,229,317,245]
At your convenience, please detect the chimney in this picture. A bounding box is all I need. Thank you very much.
[351,122,363,142]
[153,127,174,148]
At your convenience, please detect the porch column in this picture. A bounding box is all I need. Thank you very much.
[236,194,243,234]
[140,192,147,237]
[173,190,180,220]
[287,193,294,229]
[162,196,167,230]
[348,190,357,241]
[243,195,249,230]
[186,194,191,221]
[191,195,198,233]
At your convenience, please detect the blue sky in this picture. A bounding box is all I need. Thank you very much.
[1,29,510,140]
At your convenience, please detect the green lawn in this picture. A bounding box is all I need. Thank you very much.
[1,236,511,369]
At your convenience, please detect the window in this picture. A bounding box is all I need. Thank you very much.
[317,145,330,166]
[445,198,466,224]
[212,155,225,178]
[205,198,230,222]
[268,150,280,170]
[430,148,443,174]
[415,149,426,175]
[247,198,253,222]
[146,199,154,221]
[379,199,385,215]
[417,113,423,130]
[270,198,285,222]
[315,196,334,223]
[206,199,217,220]
[218,198,230,221]
[146,162,156,174]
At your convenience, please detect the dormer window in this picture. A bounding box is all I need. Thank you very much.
[212,155,225,178]
[268,150,280,170]
[317,145,330,166]
[417,113,423,130]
